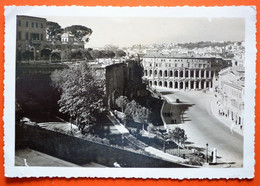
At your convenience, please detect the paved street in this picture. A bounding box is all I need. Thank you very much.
[158,88,243,167]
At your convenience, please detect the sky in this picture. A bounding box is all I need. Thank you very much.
[46,16,245,48]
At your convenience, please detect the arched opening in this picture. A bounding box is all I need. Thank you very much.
[196,81,199,89]
[149,81,152,86]
[201,70,204,78]
[201,81,205,89]
[164,81,168,87]
[175,82,178,89]
[149,70,152,76]
[196,70,200,78]
[154,70,157,76]
[159,81,162,86]
[191,70,194,77]
[169,71,173,77]
[154,81,157,86]
[174,71,178,77]
[191,81,194,89]
[206,71,209,78]
[211,71,214,78]
[159,70,162,77]
[185,81,189,89]
[180,82,184,89]
[144,70,148,76]
[206,81,209,88]
[185,71,189,78]
[169,81,173,88]
[164,70,168,77]
[180,71,183,78]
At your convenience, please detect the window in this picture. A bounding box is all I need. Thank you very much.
[36,23,38,28]
[18,20,21,26]
[41,34,43,41]
[26,32,28,40]
[26,22,28,27]
[31,33,40,40]
[41,23,43,28]
[32,22,34,28]
[18,32,21,40]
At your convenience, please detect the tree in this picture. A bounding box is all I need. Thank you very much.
[115,50,126,58]
[51,49,61,62]
[71,49,83,61]
[61,49,72,62]
[115,96,129,112]
[50,63,105,133]
[65,25,93,42]
[124,100,151,124]
[168,127,187,156]
[46,21,63,41]
[41,48,51,61]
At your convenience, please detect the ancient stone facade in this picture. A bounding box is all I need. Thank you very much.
[105,60,148,108]
[142,54,231,90]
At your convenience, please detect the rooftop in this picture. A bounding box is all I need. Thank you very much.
[142,53,223,59]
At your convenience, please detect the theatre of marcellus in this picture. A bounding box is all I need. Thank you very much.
[142,54,231,90]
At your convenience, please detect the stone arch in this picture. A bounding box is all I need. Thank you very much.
[185,70,189,78]
[164,81,168,87]
[185,81,189,89]
[144,70,148,76]
[201,80,205,89]
[196,70,200,78]
[196,81,199,89]
[154,70,158,76]
[169,81,173,88]
[149,70,152,76]
[180,71,183,78]
[190,81,194,89]
[169,70,173,77]
[191,70,194,77]
[164,70,168,77]
[175,82,178,89]
[174,71,178,77]
[201,70,204,78]
[154,81,158,86]
[206,81,209,88]
[159,81,162,86]
[159,70,163,77]
[206,71,209,78]
[149,81,152,86]
[180,82,184,89]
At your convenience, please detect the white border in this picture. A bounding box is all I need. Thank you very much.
[4,6,256,178]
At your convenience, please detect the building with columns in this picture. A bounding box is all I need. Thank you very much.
[142,54,231,91]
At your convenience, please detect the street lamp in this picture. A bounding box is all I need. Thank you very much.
[206,143,209,163]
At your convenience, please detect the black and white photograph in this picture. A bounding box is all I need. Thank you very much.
[4,6,256,178]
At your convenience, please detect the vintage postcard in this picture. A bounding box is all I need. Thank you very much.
[4,6,256,178]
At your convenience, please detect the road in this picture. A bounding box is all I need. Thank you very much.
[160,89,243,167]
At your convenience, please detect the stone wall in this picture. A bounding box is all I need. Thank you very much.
[16,124,191,168]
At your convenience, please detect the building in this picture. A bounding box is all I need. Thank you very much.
[217,65,244,129]
[105,60,148,108]
[16,15,47,61]
[142,54,231,90]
